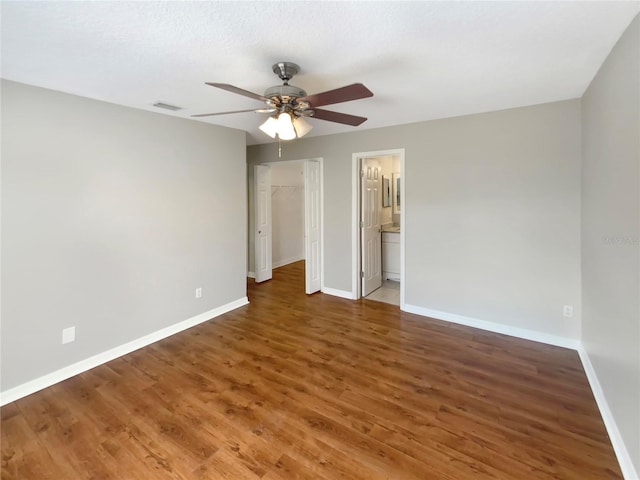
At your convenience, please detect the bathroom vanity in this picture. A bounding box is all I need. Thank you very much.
[382,226,400,281]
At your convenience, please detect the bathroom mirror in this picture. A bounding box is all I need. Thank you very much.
[382,176,391,207]
[393,173,401,214]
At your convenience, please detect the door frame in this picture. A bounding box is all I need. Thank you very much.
[253,158,324,292]
[351,149,405,305]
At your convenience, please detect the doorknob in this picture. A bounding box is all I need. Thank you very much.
[258,230,262,234]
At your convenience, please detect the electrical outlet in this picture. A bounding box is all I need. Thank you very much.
[62,326,76,344]
[195,287,202,299]
[563,305,574,318]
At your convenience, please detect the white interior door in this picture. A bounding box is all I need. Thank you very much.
[361,158,382,296]
[304,160,321,294]
[254,165,272,283]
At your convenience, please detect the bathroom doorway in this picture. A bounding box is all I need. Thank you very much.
[352,149,404,306]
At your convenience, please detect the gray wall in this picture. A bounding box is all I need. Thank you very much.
[582,15,640,475]
[248,99,582,340]
[1,80,247,391]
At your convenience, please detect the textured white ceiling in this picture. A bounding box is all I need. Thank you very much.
[1,1,638,145]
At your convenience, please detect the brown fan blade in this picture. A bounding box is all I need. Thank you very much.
[298,83,373,108]
[311,108,367,126]
[191,108,275,118]
[205,83,267,102]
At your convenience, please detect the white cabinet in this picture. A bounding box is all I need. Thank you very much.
[382,231,400,280]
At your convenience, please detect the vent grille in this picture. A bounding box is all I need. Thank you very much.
[153,102,182,111]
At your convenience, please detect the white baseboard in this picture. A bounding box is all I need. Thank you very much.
[321,286,356,300]
[383,272,400,281]
[402,303,636,478]
[273,255,304,269]
[4,294,634,480]
[577,346,638,480]
[0,297,249,406]
[247,271,256,278]
[402,303,580,350]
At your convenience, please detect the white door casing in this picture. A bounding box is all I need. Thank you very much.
[304,160,321,294]
[254,165,272,283]
[361,158,382,296]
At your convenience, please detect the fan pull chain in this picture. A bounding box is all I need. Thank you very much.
[278,138,282,158]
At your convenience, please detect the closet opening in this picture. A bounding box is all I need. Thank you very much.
[252,158,322,294]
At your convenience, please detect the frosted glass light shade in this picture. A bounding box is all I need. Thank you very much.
[276,113,296,140]
[259,112,311,141]
[259,116,278,138]
[293,116,313,137]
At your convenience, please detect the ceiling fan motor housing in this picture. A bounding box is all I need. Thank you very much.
[264,84,307,102]
[265,62,311,112]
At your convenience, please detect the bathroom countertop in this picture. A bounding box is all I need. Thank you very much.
[382,225,400,233]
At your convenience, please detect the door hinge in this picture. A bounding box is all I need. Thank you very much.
[361,271,364,278]
[360,170,364,178]
[360,221,364,228]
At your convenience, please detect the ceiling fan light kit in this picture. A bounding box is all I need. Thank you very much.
[258,111,313,140]
[293,115,313,137]
[258,116,278,138]
[275,112,296,140]
[193,61,374,142]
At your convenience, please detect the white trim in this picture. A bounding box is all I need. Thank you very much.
[320,158,325,294]
[273,255,304,269]
[398,151,406,309]
[402,303,580,350]
[321,287,356,300]
[577,346,638,480]
[351,153,360,299]
[0,297,249,406]
[247,271,256,278]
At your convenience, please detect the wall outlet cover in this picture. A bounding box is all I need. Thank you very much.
[62,326,76,344]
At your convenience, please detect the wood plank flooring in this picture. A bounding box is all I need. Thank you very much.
[1,261,622,479]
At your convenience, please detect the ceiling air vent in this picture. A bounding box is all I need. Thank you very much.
[153,102,182,111]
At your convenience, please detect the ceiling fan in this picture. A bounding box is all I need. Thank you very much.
[192,62,374,141]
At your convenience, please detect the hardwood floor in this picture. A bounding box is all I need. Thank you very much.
[1,261,622,479]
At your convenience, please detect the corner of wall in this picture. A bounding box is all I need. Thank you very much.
[577,345,639,480]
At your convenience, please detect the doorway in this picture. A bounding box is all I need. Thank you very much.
[253,158,323,294]
[352,149,405,306]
